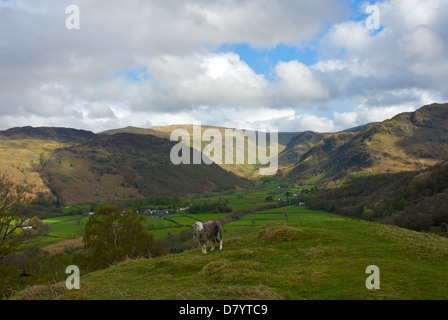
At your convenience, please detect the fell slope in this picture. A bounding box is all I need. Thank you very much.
[0,127,247,204]
[278,131,326,169]
[13,219,448,300]
[287,103,448,184]
[101,125,299,178]
[308,160,448,233]
[1,126,96,142]
[41,133,247,204]
[0,127,97,198]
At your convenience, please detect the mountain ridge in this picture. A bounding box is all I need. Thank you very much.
[0,126,97,143]
[1,102,448,203]
[285,103,448,185]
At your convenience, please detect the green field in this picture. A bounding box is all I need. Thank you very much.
[229,206,342,225]
[37,181,329,256]
[39,215,87,246]
[40,184,317,250]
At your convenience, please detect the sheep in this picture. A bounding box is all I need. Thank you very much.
[192,220,223,254]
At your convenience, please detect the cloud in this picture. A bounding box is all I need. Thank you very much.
[0,0,345,131]
[85,103,116,119]
[273,60,329,103]
[323,21,371,52]
[0,0,447,133]
[141,52,268,109]
[127,53,329,114]
[309,0,448,122]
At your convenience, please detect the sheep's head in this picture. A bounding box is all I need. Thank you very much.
[194,221,204,233]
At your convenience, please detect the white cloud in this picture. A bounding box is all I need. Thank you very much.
[0,0,447,134]
[86,103,116,119]
[273,60,329,102]
[312,0,448,117]
[399,26,446,60]
[143,52,268,108]
[323,21,371,51]
[354,104,416,124]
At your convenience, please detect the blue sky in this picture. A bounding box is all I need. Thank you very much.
[116,67,151,83]
[211,0,386,84]
[216,43,320,82]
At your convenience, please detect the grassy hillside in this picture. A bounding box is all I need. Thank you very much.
[2,103,447,204]
[308,160,448,234]
[13,218,448,300]
[42,133,248,204]
[1,126,97,142]
[278,131,326,169]
[101,125,299,178]
[0,135,72,198]
[287,103,448,185]
[0,126,250,205]
[99,126,168,139]
[0,127,98,200]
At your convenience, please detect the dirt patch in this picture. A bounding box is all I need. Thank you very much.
[43,238,83,255]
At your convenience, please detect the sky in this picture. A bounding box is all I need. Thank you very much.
[0,0,447,133]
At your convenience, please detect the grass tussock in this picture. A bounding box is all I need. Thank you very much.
[210,285,283,300]
[258,222,306,242]
[13,282,66,300]
[200,260,231,275]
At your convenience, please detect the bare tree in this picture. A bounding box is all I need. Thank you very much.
[0,173,50,261]
[83,205,167,268]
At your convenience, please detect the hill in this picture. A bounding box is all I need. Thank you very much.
[40,133,248,204]
[0,127,248,204]
[100,125,301,177]
[2,103,447,203]
[99,126,168,139]
[0,127,95,198]
[278,131,326,168]
[286,103,448,185]
[339,122,379,133]
[1,126,97,143]
[307,160,448,234]
[12,219,448,300]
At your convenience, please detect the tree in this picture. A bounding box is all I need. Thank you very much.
[83,205,167,268]
[0,173,50,261]
[395,194,408,211]
[361,205,368,217]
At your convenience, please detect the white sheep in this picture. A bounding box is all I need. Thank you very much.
[193,221,223,254]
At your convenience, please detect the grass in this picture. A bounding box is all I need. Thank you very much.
[13,218,448,300]
[39,215,87,247]
[63,204,93,213]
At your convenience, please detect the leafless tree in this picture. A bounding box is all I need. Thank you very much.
[0,172,50,261]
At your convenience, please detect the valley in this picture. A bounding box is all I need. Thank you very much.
[1,103,448,300]
[2,103,447,204]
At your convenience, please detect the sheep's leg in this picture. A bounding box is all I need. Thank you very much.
[201,244,207,254]
[216,233,223,251]
[210,240,215,251]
